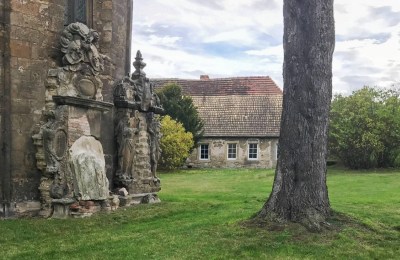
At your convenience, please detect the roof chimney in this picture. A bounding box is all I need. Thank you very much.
[200,75,210,80]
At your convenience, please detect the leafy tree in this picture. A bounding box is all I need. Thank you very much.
[159,115,194,169]
[257,0,335,231]
[157,83,204,147]
[329,86,400,169]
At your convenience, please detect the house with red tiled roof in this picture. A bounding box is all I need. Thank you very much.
[152,75,283,168]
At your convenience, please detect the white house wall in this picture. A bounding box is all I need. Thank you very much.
[187,137,279,168]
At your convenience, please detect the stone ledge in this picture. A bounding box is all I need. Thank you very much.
[119,193,160,206]
[53,96,113,112]
[114,100,164,114]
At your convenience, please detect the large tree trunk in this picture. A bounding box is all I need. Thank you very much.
[258,0,335,231]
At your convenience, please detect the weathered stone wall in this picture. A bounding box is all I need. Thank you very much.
[93,0,132,101]
[0,0,8,209]
[92,0,133,183]
[0,1,68,215]
[0,0,133,216]
[188,138,279,168]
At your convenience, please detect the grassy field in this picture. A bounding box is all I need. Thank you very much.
[1,167,399,259]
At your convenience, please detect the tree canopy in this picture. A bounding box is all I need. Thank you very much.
[329,86,400,169]
[156,83,204,147]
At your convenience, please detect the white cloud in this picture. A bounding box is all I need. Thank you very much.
[133,0,400,94]
[147,35,181,47]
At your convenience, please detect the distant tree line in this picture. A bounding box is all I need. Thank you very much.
[329,86,400,169]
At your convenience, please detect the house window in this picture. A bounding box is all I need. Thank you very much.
[248,143,258,160]
[199,144,209,160]
[227,143,237,160]
[64,0,93,26]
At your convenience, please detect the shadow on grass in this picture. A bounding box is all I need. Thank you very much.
[239,211,379,242]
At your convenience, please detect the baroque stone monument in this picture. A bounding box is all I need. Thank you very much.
[32,23,113,218]
[113,51,164,205]
[32,23,164,218]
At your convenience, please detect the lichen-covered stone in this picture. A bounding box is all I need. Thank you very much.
[70,136,109,201]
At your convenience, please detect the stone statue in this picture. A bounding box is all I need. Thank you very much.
[147,113,162,177]
[116,111,139,182]
[42,114,59,174]
[150,82,162,109]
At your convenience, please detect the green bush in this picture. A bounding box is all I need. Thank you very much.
[159,115,194,169]
[329,86,400,169]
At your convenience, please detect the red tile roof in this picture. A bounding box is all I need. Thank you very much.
[152,76,282,96]
[152,76,283,138]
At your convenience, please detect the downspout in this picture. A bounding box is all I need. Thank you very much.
[1,0,11,217]
[124,0,133,75]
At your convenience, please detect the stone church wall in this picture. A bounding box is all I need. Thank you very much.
[0,0,7,209]
[0,0,133,217]
[1,0,68,214]
[91,0,133,183]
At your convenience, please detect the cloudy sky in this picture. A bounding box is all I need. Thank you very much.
[132,0,400,95]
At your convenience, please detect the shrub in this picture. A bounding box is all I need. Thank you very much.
[329,86,400,169]
[159,115,194,169]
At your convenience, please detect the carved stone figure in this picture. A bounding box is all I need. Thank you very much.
[42,115,59,174]
[115,111,139,183]
[147,113,162,177]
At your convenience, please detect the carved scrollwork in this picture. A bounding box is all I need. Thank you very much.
[60,22,104,75]
[113,51,164,114]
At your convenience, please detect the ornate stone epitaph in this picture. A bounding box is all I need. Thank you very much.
[113,51,163,201]
[33,23,112,218]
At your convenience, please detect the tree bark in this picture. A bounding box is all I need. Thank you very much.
[258,0,335,231]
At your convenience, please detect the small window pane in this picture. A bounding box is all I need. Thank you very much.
[74,0,87,24]
[248,143,258,159]
[65,0,89,25]
[227,143,237,159]
[200,144,209,160]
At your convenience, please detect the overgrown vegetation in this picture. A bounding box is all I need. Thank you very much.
[329,86,400,169]
[159,115,194,169]
[157,83,204,146]
[1,167,399,259]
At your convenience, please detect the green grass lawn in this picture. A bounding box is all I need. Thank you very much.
[1,167,399,259]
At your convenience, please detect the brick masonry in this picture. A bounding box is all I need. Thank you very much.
[0,0,133,217]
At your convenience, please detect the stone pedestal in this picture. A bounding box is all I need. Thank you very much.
[119,193,160,207]
[52,199,75,219]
